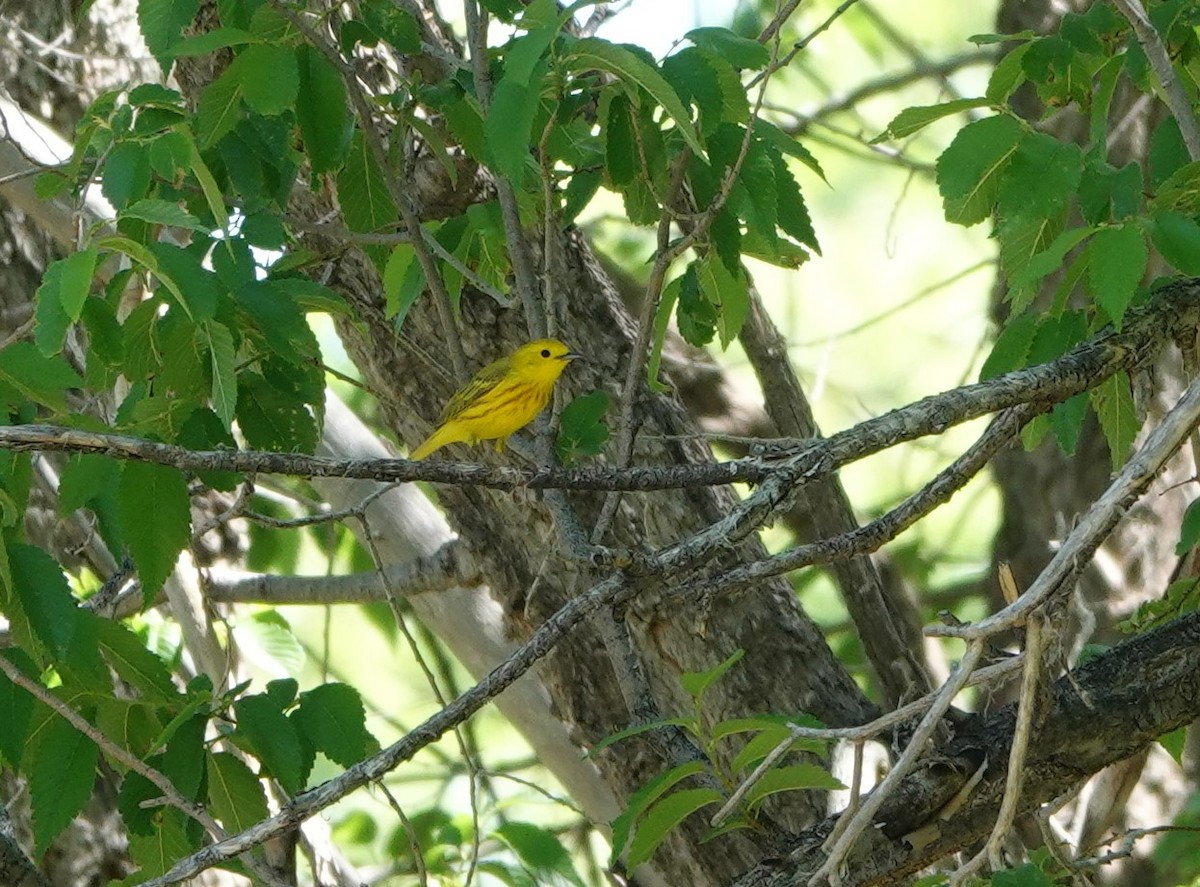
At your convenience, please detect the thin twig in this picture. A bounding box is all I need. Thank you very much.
[928,370,1200,639]
[809,641,986,886]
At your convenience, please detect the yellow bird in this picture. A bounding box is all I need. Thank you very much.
[409,338,583,460]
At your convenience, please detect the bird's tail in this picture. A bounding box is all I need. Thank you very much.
[410,425,457,461]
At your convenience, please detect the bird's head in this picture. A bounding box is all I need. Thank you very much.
[512,338,583,383]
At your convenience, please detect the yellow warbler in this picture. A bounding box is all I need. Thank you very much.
[409,338,582,460]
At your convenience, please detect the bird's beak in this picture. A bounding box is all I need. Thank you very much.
[564,351,586,363]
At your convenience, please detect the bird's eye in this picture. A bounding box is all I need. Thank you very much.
[540,348,551,358]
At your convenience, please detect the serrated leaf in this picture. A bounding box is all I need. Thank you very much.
[234,610,306,674]
[121,198,207,232]
[1157,726,1187,765]
[627,788,723,867]
[95,619,178,703]
[1008,226,1093,291]
[684,27,769,70]
[609,760,707,862]
[29,713,98,854]
[147,241,219,321]
[117,461,191,601]
[1090,370,1139,470]
[1177,498,1200,555]
[679,649,744,699]
[236,369,319,452]
[936,114,1023,225]
[168,27,256,57]
[661,48,724,136]
[34,259,71,358]
[485,58,547,184]
[997,132,1084,221]
[206,751,269,832]
[743,763,845,809]
[268,278,352,315]
[9,543,80,661]
[874,97,990,142]
[126,809,195,878]
[203,321,237,429]
[138,0,201,68]
[980,313,1040,379]
[292,682,375,767]
[1050,392,1088,455]
[337,130,397,233]
[196,63,244,148]
[494,821,586,887]
[1149,210,1200,275]
[1087,223,1146,328]
[986,42,1030,103]
[556,391,610,461]
[235,693,305,794]
[603,91,638,187]
[566,38,704,157]
[296,45,352,173]
[238,43,299,116]
[0,649,37,766]
[997,213,1065,285]
[697,255,749,348]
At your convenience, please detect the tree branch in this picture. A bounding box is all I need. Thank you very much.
[730,610,1200,887]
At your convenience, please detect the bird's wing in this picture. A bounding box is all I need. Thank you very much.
[439,355,512,422]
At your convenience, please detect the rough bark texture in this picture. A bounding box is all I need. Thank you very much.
[989,1,1198,879]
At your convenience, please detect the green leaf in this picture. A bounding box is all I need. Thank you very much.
[204,321,238,429]
[337,130,397,233]
[986,42,1030,103]
[268,278,353,316]
[296,45,352,173]
[997,132,1083,221]
[121,198,207,232]
[676,263,716,347]
[485,57,547,184]
[874,97,991,142]
[96,619,178,703]
[1178,498,1200,556]
[146,241,220,321]
[382,242,422,325]
[771,153,818,253]
[10,543,80,661]
[233,610,306,673]
[603,91,638,187]
[235,693,305,794]
[1090,370,1139,471]
[34,259,72,358]
[556,391,610,461]
[980,313,1039,379]
[103,142,153,210]
[0,340,78,410]
[0,649,37,766]
[1078,160,1142,224]
[661,48,724,136]
[167,27,256,57]
[936,114,1023,226]
[138,0,201,68]
[196,63,244,148]
[28,712,99,854]
[684,27,769,70]
[292,682,375,768]
[1007,226,1093,292]
[566,38,704,157]
[697,255,749,348]
[1149,210,1200,275]
[679,649,744,699]
[1119,577,1200,634]
[609,760,707,863]
[1158,726,1187,765]
[627,788,723,867]
[360,0,422,53]
[238,43,299,116]
[590,717,695,757]
[743,763,845,809]
[1087,224,1146,329]
[493,821,586,887]
[125,809,195,879]
[236,369,319,452]
[1050,392,1088,455]
[992,863,1055,887]
[117,461,191,601]
[206,751,269,832]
